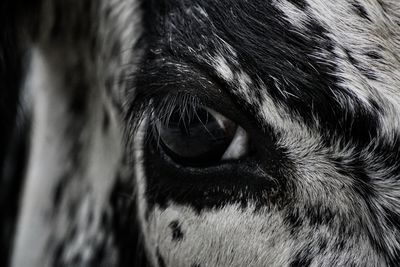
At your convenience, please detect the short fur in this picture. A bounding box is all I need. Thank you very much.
[3,0,400,266]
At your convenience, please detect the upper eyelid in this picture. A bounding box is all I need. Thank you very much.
[128,56,257,130]
[133,54,233,103]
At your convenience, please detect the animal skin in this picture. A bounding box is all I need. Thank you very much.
[2,0,400,266]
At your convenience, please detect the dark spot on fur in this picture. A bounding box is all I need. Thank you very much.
[306,204,335,228]
[290,250,313,267]
[53,177,66,207]
[335,238,346,252]
[319,238,328,252]
[306,19,328,37]
[102,108,110,132]
[191,264,201,267]
[352,2,371,21]
[156,249,167,267]
[169,220,184,241]
[344,48,378,80]
[344,48,359,66]
[64,63,90,116]
[52,242,66,266]
[69,88,87,114]
[363,70,378,80]
[365,51,382,60]
[369,98,383,114]
[287,0,308,10]
[377,0,389,13]
[52,172,73,210]
[104,5,112,18]
[384,201,400,223]
[331,154,371,185]
[284,209,303,236]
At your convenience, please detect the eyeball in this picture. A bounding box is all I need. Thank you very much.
[154,106,248,167]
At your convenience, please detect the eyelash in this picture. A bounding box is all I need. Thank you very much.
[126,91,201,134]
[130,92,204,145]
[149,93,202,126]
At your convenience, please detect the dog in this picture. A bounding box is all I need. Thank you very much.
[2,0,400,266]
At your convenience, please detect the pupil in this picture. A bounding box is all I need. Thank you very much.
[155,107,236,166]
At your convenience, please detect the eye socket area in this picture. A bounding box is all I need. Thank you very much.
[152,105,249,167]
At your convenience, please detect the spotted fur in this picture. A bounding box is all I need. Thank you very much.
[3,0,400,266]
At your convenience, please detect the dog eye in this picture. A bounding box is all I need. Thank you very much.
[154,106,248,166]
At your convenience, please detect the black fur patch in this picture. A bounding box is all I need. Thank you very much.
[169,220,184,241]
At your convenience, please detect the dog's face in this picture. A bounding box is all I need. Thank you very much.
[129,0,400,266]
[7,0,400,266]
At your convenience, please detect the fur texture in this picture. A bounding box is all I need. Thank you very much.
[3,0,400,266]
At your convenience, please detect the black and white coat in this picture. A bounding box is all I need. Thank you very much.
[2,0,400,266]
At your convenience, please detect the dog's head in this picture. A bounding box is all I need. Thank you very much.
[129,1,400,266]
[8,0,400,266]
